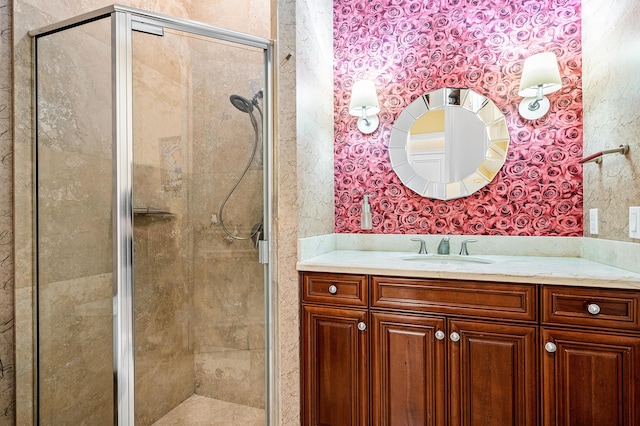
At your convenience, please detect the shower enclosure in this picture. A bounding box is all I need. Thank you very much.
[31,5,273,425]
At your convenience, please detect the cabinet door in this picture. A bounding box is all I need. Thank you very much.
[448,319,538,426]
[302,305,368,426]
[371,312,446,426]
[541,328,640,426]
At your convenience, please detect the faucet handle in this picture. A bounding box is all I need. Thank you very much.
[459,239,478,256]
[411,238,428,254]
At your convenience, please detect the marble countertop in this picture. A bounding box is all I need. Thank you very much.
[297,250,640,290]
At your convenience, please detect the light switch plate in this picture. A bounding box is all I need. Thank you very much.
[630,206,640,239]
[589,208,599,235]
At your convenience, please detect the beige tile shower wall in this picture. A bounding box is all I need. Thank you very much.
[38,274,114,425]
[132,29,194,424]
[188,40,266,408]
[32,16,115,426]
[191,246,266,408]
[36,145,113,425]
[0,1,13,424]
[34,20,113,283]
[133,211,194,425]
[189,0,270,39]
[582,0,640,242]
[13,0,37,421]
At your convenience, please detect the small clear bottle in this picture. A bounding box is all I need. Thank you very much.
[361,194,372,230]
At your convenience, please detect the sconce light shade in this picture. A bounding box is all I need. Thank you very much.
[349,80,380,134]
[518,52,562,120]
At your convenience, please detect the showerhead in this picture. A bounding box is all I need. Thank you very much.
[230,90,263,114]
[251,89,263,105]
[230,94,253,113]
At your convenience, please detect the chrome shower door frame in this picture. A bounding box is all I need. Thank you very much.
[31,5,275,425]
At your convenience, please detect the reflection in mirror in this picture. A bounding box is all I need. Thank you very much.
[389,88,510,200]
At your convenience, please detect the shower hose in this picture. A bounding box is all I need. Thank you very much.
[218,93,264,245]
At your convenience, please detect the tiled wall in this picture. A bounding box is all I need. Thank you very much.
[0,0,13,423]
[297,0,335,238]
[333,0,583,236]
[582,0,640,242]
[35,19,116,424]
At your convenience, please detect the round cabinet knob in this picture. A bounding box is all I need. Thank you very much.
[587,303,601,315]
[328,285,338,294]
[357,322,366,331]
[435,330,445,340]
[545,342,557,353]
[450,332,461,342]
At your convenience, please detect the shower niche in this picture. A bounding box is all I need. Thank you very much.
[31,5,272,425]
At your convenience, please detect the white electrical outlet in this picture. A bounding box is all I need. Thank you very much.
[630,207,640,239]
[589,208,599,235]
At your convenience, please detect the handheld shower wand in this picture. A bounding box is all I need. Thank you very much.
[218,89,264,242]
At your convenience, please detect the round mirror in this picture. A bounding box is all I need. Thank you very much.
[389,88,510,200]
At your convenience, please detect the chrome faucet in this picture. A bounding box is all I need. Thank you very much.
[459,239,478,255]
[411,238,428,254]
[437,237,450,255]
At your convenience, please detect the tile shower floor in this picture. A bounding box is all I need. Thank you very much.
[152,394,265,425]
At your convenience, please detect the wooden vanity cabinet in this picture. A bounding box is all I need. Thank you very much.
[370,313,538,426]
[301,273,640,426]
[448,319,538,426]
[541,285,640,426]
[301,273,369,426]
[370,311,447,426]
[371,276,538,426]
[302,305,368,425]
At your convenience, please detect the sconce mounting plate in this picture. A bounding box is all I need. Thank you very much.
[519,96,550,120]
[357,115,379,134]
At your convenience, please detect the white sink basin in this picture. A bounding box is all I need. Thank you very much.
[401,254,494,264]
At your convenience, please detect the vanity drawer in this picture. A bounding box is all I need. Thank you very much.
[371,276,537,322]
[542,285,640,332]
[302,272,368,307]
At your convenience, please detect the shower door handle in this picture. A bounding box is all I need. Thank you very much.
[258,240,269,264]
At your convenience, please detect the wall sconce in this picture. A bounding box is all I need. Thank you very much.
[349,80,380,134]
[518,52,562,120]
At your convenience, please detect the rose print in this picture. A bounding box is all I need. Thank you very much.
[334,0,582,236]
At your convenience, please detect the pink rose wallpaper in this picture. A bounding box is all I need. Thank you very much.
[334,0,583,236]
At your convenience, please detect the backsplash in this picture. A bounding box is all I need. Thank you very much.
[333,0,583,236]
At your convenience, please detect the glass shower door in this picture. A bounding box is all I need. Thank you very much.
[33,7,272,424]
[35,16,115,426]
[131,26,267,425]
